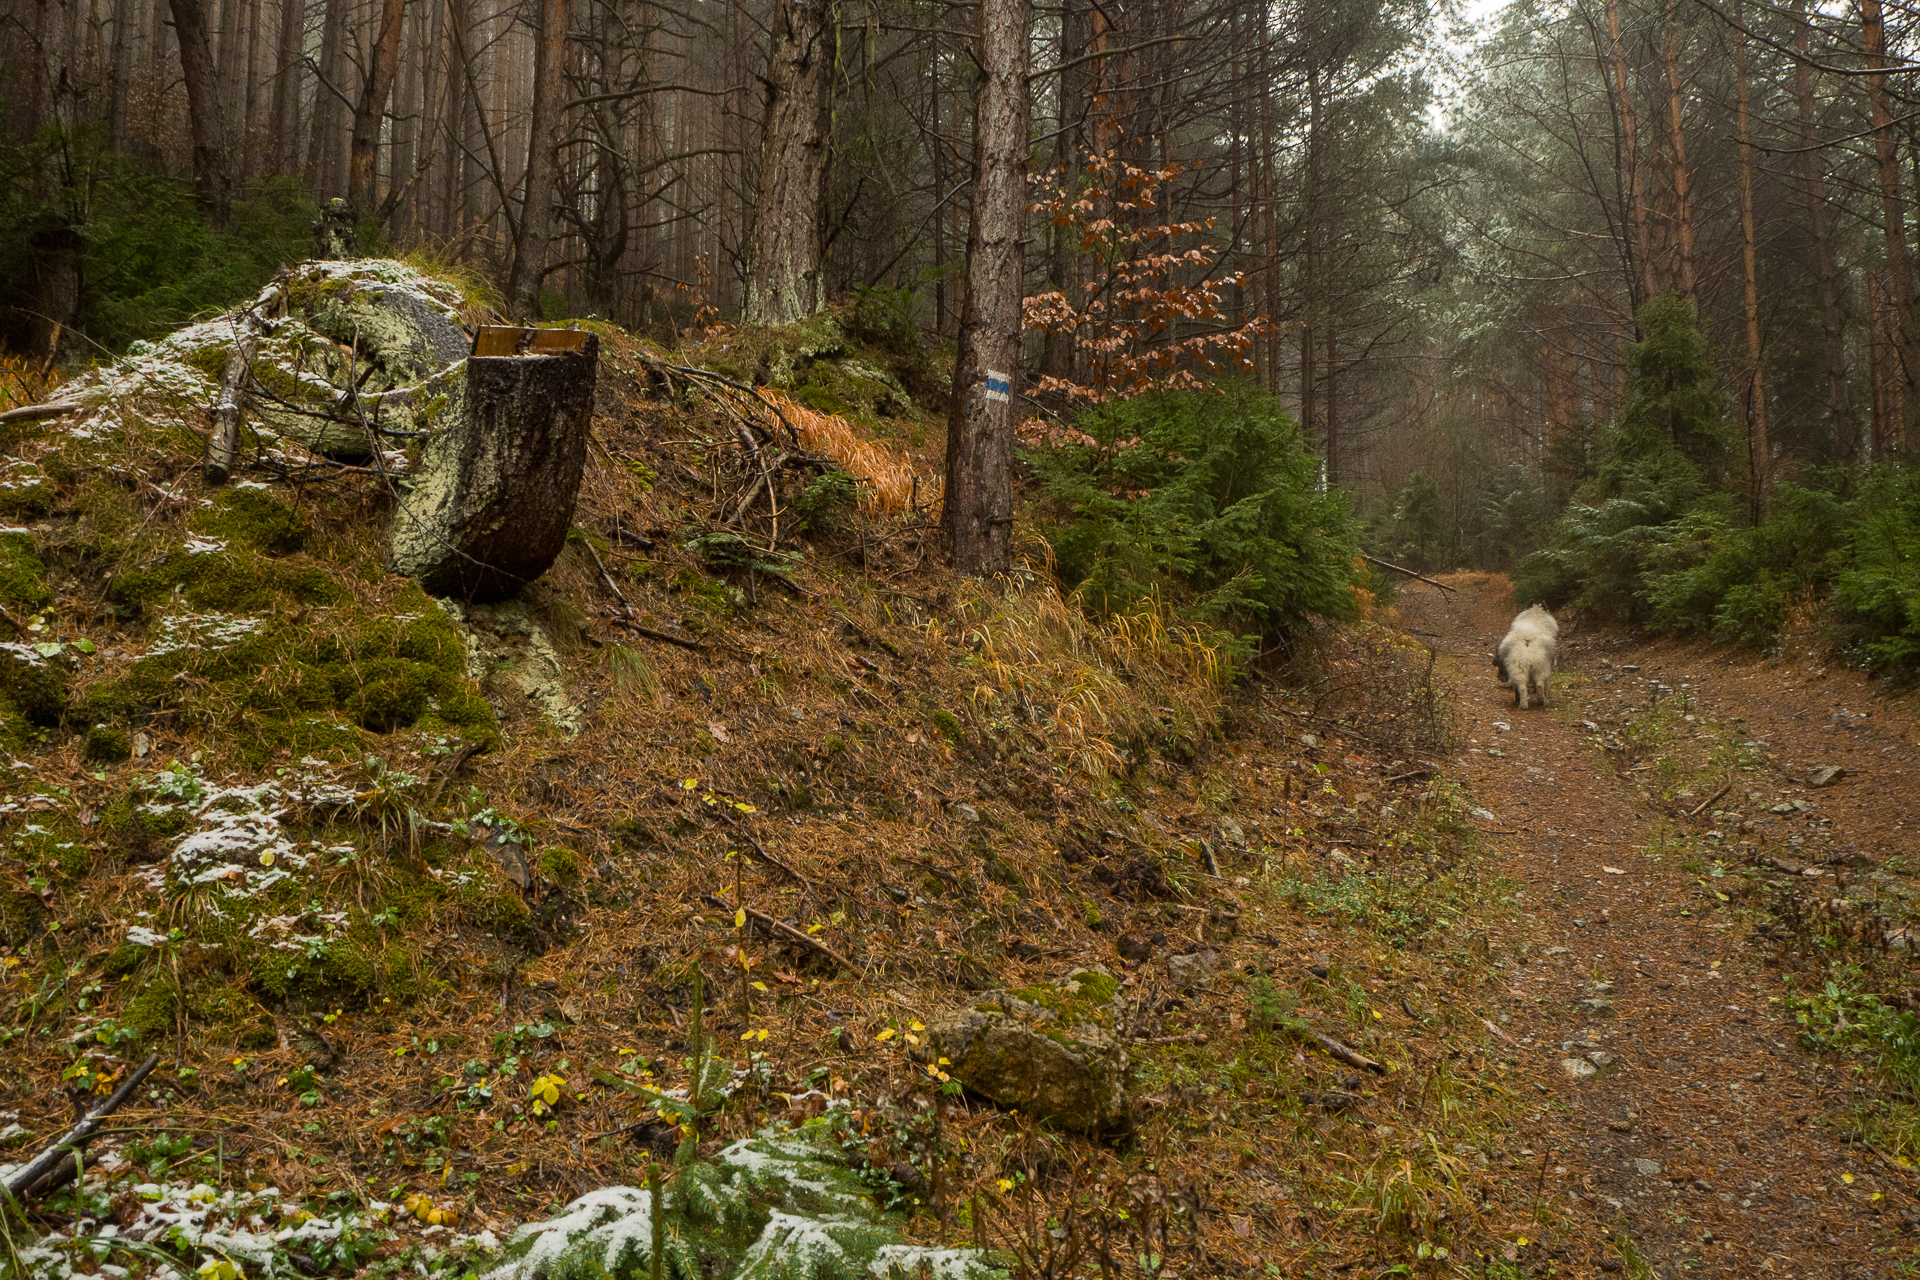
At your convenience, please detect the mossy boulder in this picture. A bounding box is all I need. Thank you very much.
[919,969,1130,1135]
[0,644,68,727]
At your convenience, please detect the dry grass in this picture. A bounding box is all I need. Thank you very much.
[0,352,67,412]
[758,389,930,514]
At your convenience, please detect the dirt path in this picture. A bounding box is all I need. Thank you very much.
[1399,578,1920,1279]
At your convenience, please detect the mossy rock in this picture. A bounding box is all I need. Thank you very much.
[0,887,47,947]
[0,646,67,727]
[82,723,133,763]
[193,486,310,556]
[0,531,52,614]
[253,939,378,1003]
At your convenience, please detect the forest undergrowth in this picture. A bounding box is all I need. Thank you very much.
[1,265,1602,1280]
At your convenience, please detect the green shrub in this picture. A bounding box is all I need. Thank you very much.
[1028,383,1360,635]
[1644,482,1848,645]
[1829,466,1920,676]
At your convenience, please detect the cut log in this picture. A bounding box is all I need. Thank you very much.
[389,327,598,602]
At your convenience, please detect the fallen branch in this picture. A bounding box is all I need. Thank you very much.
[1687,781,1733,819]
[1135,1031,1210,1046]
[5,1053,160,1199]
[702,892,859,972]
[204,277,287,484]
[0,401,81,425]
[1301,1029,1387,1075]
[613,618,709,653]
[1360,554,1457,594]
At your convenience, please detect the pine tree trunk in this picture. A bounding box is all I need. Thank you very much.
[741,0,834,326]
[169,0,231,221]
[305,0,349,194]
[944,0,1030,576]
[270,0,305,172]
[1862,0,1920,445]
[1793,0,1853,458]
[1040,0,1090,382]
[348,0,407,222]
[1659,0,1696,302]
[1733,3,1768,515]
[504,0,570,319]
[1603,0,1652,313]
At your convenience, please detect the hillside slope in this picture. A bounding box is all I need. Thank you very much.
[3,265,1601,1279]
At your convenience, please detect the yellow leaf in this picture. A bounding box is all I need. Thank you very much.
[807,924,823,935]
[1843,1172,1855,1184]
[735,908,747,929]
[259,851,274,867]
[876,1028,896,1041]
[751,981,768,991]
[909,1020,925,1031]
[741,1030,756,1041]
[681,778,699,790]
[996,1178,1015,1193]
[756,1029,769,1041]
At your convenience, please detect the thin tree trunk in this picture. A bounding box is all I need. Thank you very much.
[169,0,230,220]
[1299,62,1322,451]
[504,0,570,319]
[1793,0,1852,458]
[1041,0,1090,380]
[216,0,243,166]
[1659,0,1696,302]
[1604,0,1653,311]
[347,0,406,220]
[1733,1,1767,515]
[1862,0,1920,444]
[944,0,1030,575]
[305,0,349,193]
[741,0,834,326]
[107,0,133,151]
[269,0,303,172]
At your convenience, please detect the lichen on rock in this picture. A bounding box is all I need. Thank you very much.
[919,969,1131,1135]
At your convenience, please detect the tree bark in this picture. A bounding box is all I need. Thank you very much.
[269,0,304,173]
[741,0,835,326]
[1603,0,1653,312]
[504,0,570,320]
[1040,0,1091,382]
[1793,0,1853,458]
[169,0,231,221]
[348,0,408,224]
[1861,0,1920,446]
[305,0,350,194]
[1732,2,1768,516]
[944,0,1030,576]
[1659,0,1696,302]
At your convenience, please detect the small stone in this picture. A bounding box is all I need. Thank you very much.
[1217,817,1247,847]
[1693,1179,1714,1193]
[1606,1118,1633,1133]
[1299,733,1318,748]
[1589,1051,1615,1068]
[1561,1058,1598,1080]
[1167,949,1218,991]
[1633,1158,1664,1177]
[132,731,151,758]
[1807,766,1845,788]
[951,803,982,824]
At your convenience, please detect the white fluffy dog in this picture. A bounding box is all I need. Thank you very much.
[1493,605,1558,709]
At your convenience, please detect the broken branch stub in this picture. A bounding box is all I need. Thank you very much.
[389,327,598,602]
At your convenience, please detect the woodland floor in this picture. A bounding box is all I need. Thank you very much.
[1398,575,1920,1279]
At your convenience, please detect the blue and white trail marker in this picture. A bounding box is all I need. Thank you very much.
[984,369,1011,404]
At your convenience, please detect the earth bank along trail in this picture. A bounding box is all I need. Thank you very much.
[1398,577,1920,1279]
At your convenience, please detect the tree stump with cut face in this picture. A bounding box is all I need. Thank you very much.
[389,327,598,602]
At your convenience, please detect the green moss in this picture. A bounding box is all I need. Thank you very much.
[99,580,496,761]
[929,709,964,745]
[0,887,47,946]
[795,382,851,418]
[124,974,182,1040]
[181,342,232,380]
[108,542,343,616]
[538,845,581,885]
[0,464,53,518]
[0,531,52,614]
[103,942,151,979]
[1066,969,1119,1004]
[194,487,310,556]
[83,723,133,763]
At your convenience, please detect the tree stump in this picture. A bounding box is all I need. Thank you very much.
[389,327,598,602]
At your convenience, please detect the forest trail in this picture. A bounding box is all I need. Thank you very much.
[1398,577,1920,1279]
